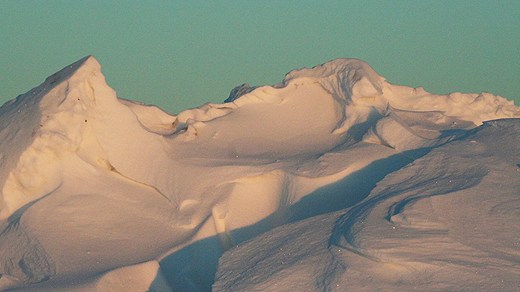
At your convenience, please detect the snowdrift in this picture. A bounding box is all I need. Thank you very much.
[214,119,520,291]
[0,56,518,291]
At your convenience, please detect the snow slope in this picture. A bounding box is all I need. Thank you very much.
[0,56,518,291]
[214,119,520,291]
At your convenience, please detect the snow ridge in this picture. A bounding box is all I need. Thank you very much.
[0,56,519,290]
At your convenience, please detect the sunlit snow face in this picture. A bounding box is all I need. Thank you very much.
[0,56,519,290]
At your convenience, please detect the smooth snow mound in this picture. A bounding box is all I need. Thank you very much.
[0,56,518,290]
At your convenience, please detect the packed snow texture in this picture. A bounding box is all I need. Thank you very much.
[0,56,518,291]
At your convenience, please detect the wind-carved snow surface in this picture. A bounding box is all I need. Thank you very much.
[0,56,518,291]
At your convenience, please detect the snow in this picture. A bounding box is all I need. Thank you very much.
[0,56,518,291]
[214,119,520,291]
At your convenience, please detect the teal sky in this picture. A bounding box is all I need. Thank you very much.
[1,1,519,113]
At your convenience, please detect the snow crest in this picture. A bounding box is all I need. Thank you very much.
[0,56,519,290]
